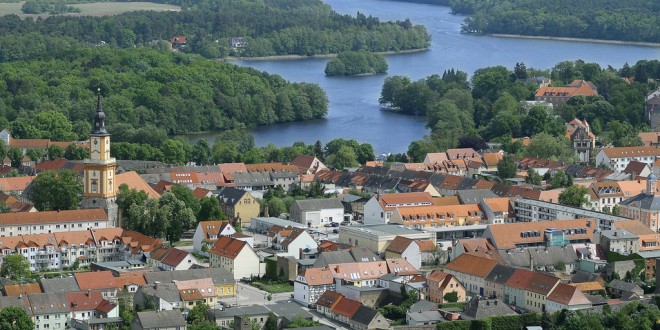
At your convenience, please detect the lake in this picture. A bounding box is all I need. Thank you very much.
[188,0,660,155]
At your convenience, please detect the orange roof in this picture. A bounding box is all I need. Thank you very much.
[0,176,34,192]
[170,172,199,184]
[444,254,498,278]
[54,230,95,247]
[526,272,560,295]
[426,269,451,283]
[446,148,479,159]
[601,146,660,159]
[0,209,108,226]
[116,171,160,199]
[21,233,57,248]
[192,187,212,200]
[179,289,204,301]
[505,269,535,289]
[483,198,512,213]
[299,268,334,286]
[174,278,215,298]
[638,132,660,146]
[425,153,448,163]
[218,163,247,173]
[396,204,485,224]
[112,274,147,288]
[209,236,250,259]
[245,163,298,172]
[75,271,116,290]
[416,239,436,252]
[3,283,41,296]
[569,281,605,292]
[199,221,232,240]
[486,218,595,250]
[535,80,597,98]
[196,172,225,186]
[331,296,361,318]
[329,261,388,281]
[0,236,24,250]
[482,153,503,167]
[431,196,461,206]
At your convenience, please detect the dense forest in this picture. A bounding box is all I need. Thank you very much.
[0,0,430,58]
[0,47,327,137]
[449,0,660,43]
[325,51,388,76]
[380,60,660,162]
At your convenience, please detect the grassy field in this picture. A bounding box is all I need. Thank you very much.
[250,280,294,293]
[0,1,180,17]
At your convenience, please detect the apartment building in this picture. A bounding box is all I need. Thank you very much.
[0,209,109,237]
[363,192,434,225]
[595,146,660,171]
[390,204,487,229]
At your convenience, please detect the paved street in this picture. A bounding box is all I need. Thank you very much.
[216,283,292,308]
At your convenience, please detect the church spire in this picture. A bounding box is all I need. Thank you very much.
[92,88,108,135]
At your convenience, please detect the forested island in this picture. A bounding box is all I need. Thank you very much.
[380,60,660,161]
[449,0,659,43]
[325,51,388,76]
[0,0,430,58]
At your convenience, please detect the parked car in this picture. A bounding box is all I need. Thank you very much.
[324,223,334,227]
[308,229,319,234]
[331,222,340,227]
[333,229,339,234]
[340,221,350,226]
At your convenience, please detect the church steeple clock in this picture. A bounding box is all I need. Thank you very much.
[81,89,118,226]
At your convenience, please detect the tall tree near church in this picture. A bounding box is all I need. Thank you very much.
[27,170,82,211]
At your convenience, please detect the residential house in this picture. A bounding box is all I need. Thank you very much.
[424,153,448,164]
[0,209,109,237]
[13,293,70,330]
[209,236,261,279]
[174,278,217,308]
[612,219,660,252]
[230,172,275,191]
[638,132,660,147]
[589,180,645,212]
[143,268,236,298]
[504,269,560,312]
[293,268,335,307]
[216,187,259,227]
[2,283,41,296]
[595,146,660,171]
[619,173,660,232]
[384,236,434,269]
[315,291,388,329]
[291,155,327,174]
[534,80,598,106]
[460,297,516,320]
[545,283,592,312]
[74,271,118,304]
[147,246,198,271]
[389,204,487,229]
[131,310,186,330]
[363,192,434,225]
[170,36,186,49]
[349,305,389,330]
[134,282,183,311]
[623,161,652,178]
[446,148,480,160]
[116,171,161,199]
[40,277,81,293]
[328,261,389,287]
[406,300,442,326]
[600,229,638,255]
[482,218,596,250]
[449,238,502,263]
[229,37,245,49]
[276,227,317,258]
[192,221,236,254]
[316,290,343,316]
[645,88,660,131]
[65,290,118,321]
[483,264,516,300]
[338,224,434,254]
[606,280,644,300]
[208,305,270,329]
[444,254,499,297]
[425,269,466,303]
[481,198,514,224]
[290,198,344,228]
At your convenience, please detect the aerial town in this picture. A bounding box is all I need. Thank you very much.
[0,0,658,330]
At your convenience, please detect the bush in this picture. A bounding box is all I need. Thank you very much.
[437,320,472,330]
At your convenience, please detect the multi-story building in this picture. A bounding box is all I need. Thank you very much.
[289,198,344,228]
[209,236,261,279]
[0,209,109,237]
[595,146,660,171]
[619,173,660,232]
[444,253,498,297]
[389,204,487,229]
[566,118,595,164]
[294,268,335,307]
[588,180,645,212]
[192,221,236,254]
[363,192,434,225]
[425,269,466,303]
[338,224,434,254]
[511,197,628,230]
[534,80,598,107]
[482,218,596,251]
[216,187,260,227]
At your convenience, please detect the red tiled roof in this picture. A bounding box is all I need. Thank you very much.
[416,239,436,252]
[331,296,361,318]
[0,209,108,226]
[209,236,249,259]
[3,283,41,296]
[0,176,34,192]
[385,236,414,254]
[65,290,105,311]
[299,268,334,286]
[444,254,498,278]
[386,258,420,276]
[116,171,161,199]
[75,271,116,290]
[316,290,343,308]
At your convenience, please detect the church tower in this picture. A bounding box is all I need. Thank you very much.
[81,90,118,226]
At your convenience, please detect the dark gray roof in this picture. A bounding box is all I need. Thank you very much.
[338,194,364,203]
[601,229,637,240]
[456,178,481,191]
[406,310,443,323]
[351,305,379,325]
[0,296,30,314]
[270,171,298,179]
[457,189,498,204]
[571,270,602,283]
[620,193,660,210]
[40,277,80,293]
[292,198,343,211]
[217,187,251,206]
[208,305,270,319]
[139,283,181,303]
[586,294,608,305]
[350,247,379,262]
[409,300,438,312]
[500,246,577,269]
[461,297,516,320]
[484,264,516,285]
[313,251,355,267]
[143,268,235,285]
[607,279,643,293]
[135,310,186,328]
[267,303,314,321]
[231,172,274,187]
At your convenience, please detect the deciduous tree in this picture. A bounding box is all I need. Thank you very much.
[27,170,82,211]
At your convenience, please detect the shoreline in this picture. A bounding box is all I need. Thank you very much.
[489,34,660,47]
[222,48,428,61]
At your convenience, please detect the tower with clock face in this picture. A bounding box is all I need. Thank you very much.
[81,90,118,227]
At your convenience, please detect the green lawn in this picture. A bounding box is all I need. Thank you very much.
[0,1,180,17]
[250,280,294,293]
